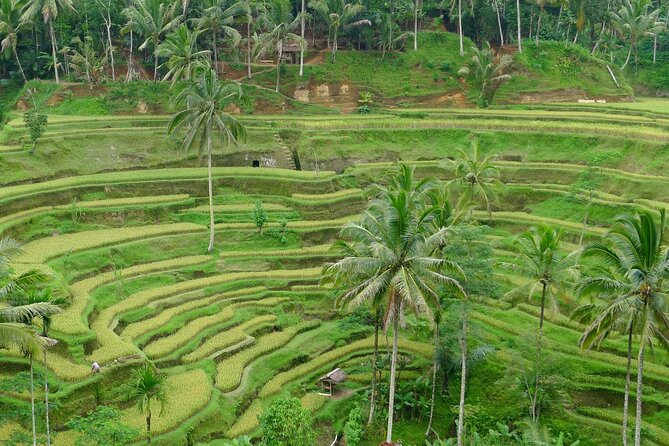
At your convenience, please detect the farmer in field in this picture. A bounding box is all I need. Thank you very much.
[91,361,100,373]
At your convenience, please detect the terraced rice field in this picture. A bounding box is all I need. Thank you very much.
[2,101,669,445]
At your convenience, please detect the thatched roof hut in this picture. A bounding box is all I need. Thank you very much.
[318,368,347,395]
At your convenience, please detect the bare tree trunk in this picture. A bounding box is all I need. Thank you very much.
[457,310,467,446]
[103,1,115,81]
[653,34,657,64]
[367,310,380,425]
[516,0,522,53]
[13,46,28,83]
[207,134,215,253]
[300,0,305,76]
[425,320,438,436]
[275,41,283,92]
[531,282,547,423]
[414,0,419,50]
[154,47,159,81]
[247,19,252,79]
[622,327,633,446]
[458,0,464,55]
[146,411,152,446]
[621,43,632,69]
[634,340,645,446]
[213,29,219,75]
[495,0,505,46]
[44,350,51,446]
[127,29,134,83]
[30,354,37,446]
[535,5,543,45]
[49,21,60,83]
[386,305,400,443]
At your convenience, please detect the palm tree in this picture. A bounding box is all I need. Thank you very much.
[192,0,245,75]
[500,224,575,422]
[156,24,211,85]
[611,0,663,69]
[425,307,441,437]
[577,210,669,446]
[324,165,464,443]
[0,0,27,82]
[459,42,512,108]
[516,0,522,52]
[168,68,247,253]
[20,0,75,83]
[309,0,370,62]
[255,0,304,92]
[127,364,166,446]
[126,0,182,81]
[488,0,505,45]
[445,137,503,219]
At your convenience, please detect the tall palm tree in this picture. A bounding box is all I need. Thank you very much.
[0,0,27,82]
[168,68,246,253]
[20,0,75,83]
[577,210,669,446]
[192,0,245,75]
[324,165,464,443]
[309,0,370,62]
[500,224,575,422]
[445,137,503,218]
[425,307,441,437]
[611,0,663,69]
[516,0,522,52]
[127,364,167,446]
[125,0,182,81]
[156,24,211,85]
[254,0,304,92]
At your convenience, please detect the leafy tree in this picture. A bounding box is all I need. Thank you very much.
[309,0,370,62]
[156,24,211,85]
[191,0,245,76]
[258,397,316,446]
[343,405,364,446]
[577,210,669,446]
[255,0,305,92]
[20,0,75,83]
[65,406,138,446]
[126,364,166,446]
[0,0,27,82]
[23,107,48,154]
[252,200,267,234]
[459,42,512,108]
[611,0,663,69]
[324,165,464,443]
[168,68,246,253]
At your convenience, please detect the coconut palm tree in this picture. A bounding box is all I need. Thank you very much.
[500,224,575,422]
[459,42,512,108]
[324,165,464,443]
[445,136,503,219]
[20,0,75,83]
[309,0,370,62]
[168,68,246,253]
[611,0,663,69]
[125,0,182,81]
[191,0,245,75]
[577,210,669,446]
[156,24,211,85]
[127,364,166,446]
[516,0,522,52]
[254,0,304,92]
[0,0,27,82]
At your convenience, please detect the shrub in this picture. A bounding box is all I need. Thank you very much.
[343,405,364,446]
[252,201,267,234]
[259,397,316,446]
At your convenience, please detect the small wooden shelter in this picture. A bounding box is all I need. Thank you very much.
[318,368,347,396]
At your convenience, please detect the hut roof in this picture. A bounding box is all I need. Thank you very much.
[318,368,347,384]
[283,43,301,52]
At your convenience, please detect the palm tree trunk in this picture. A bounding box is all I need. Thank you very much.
[13,46,28,84]
[539,282,547,330]
[622,43,632,70]
[458,0,464,55]
[530,282,547,423]
[516,0,522,53]
[653,34,657,64]
[146,410,152,446]
[207,134,215,253]
[275,41,283,93]
[127,30,134,83]
[535,5,543,45]
[247,19,252,79]
[495,1,505,46]
[30,354,37,446]
[48,20,60,83]
[367,309,380,426]
[414,0,419,50]
[44,350,51,446]
[386,306,400,443]
[457,309,467,446]
[425,320,438,436]
[213,29,219,75]
[622,327,633,446]
[154,48,159,82]
[634,340,645,446]
[300,0,305,76]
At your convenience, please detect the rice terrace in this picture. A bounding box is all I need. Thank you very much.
[2,1,669,445]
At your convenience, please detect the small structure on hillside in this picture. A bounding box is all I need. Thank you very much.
[318,368,347,396]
